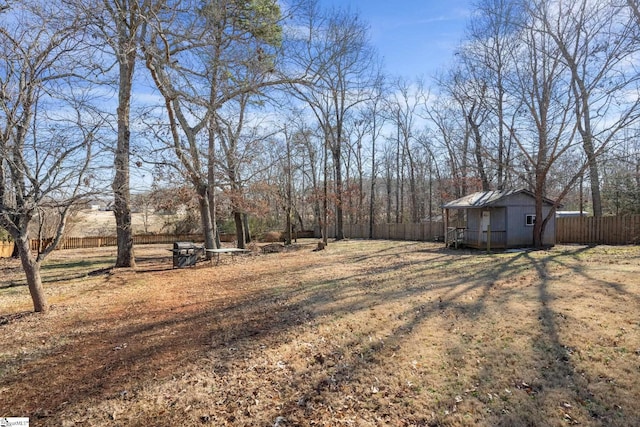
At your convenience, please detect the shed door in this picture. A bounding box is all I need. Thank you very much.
[480,211,490,243]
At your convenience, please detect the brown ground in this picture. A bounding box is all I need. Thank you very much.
[0,240,639,426]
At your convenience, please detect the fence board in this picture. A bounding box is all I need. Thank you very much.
[342,222,444,242]
[28,233,205,251]
[556,215,640,245]
[0,241,14,257]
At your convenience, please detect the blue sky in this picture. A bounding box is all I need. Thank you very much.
[319,0,473,79]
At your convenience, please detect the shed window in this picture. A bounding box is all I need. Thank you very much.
[525,214,536,226]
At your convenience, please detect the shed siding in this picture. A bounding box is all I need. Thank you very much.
[490,207,507,230]
[507,205,536,246]
[505,201,555,247]
[468,210,481,230]
[469,208,507,231]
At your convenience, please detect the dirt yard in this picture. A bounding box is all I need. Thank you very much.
[1,240,639,426]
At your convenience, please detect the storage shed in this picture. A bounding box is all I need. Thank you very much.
[443,189,558,249]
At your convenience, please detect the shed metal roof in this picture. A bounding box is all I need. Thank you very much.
[442,189,557,209]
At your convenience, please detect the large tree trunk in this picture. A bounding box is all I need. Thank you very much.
[285,206,292,245]
[113,188,134,268]
[233,211,246,249]
[16,237,48,313]
[113,54,135,268]
[243,213,251,244]
[198,186,216,256]
[207,115,220,250]
[532,174,547,248]
[313,198,322,238]
[582,134,603,217]
[532,204,544,248]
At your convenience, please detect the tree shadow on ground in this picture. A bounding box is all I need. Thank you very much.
[1,242,638,425]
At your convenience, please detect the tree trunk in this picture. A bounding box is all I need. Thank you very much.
[532,176,546,248]
[333,146,345,240]
[583,134,603,217]
[406,148,419,222]
[496,80,507,190]
[395,130,401,223]
[296,210,304,232]
[306,141,322,237]
[243,213,251,244]
[233,211,246,249]
[468,113,490,191]
[285,206,292,245]
[207,118,220,250]
[313,199,322,238]
[357,139,364,224]
[16,237,48,313]
[113,56,135,268]
[197,186,216,257]
[532,205,544,248]
[285,132,292,245]
[206,189,219,250]
[322,135,328,244]
[369,133,376,239]
[385,160,392,223]
[113,187,135,268]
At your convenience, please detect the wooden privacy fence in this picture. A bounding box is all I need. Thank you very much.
[556,215,640,245]
[29,233,204,251]
[1,216,636,257]
[343,216,640,246]
[0,241,14,257]
[342,222,445,241]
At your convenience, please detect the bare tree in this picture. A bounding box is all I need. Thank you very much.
[415,130,445,222]
[141,0,285,251]
[386,78,427,222]
[463,0,523,190]
[281,124,295,244]
[295,122,323,236]
[435,66,493,196]
[505,0,581,247]
[365,80,386,238]
[538,0,640,216]
[288,2,379,241]
[0,0,101,312]
[214,93,280,249]
[381,141,395,223]
[424,94,474,199]
[74,0,159,268]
